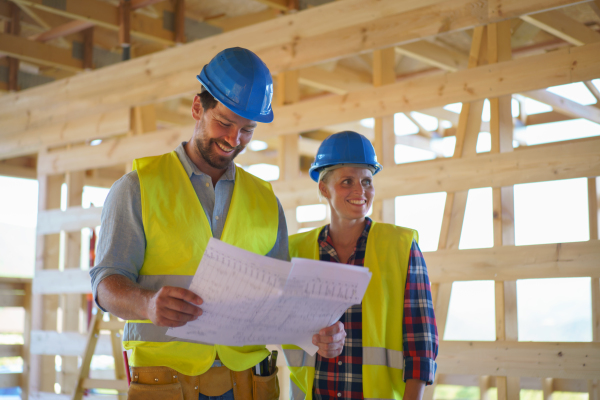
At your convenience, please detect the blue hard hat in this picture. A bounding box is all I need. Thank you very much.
[197,47,274,123]
[309,131,382,182]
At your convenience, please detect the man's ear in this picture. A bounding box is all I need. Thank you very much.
[192,95,203,121]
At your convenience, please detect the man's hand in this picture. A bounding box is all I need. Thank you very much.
[312,321,346,358]
[145,286,203,327]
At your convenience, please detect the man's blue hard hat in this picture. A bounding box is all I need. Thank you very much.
[197,47,274,123]
[309,131,382,182]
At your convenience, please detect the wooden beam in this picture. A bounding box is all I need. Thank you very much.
[521,9,600,46]
[11,0,174,44]
[395,41,469,72]
[32,269,92,295]
[254,42,600,141]
[0,0,589,137]
[0,373,20,388]
[298,65,371,95]
[0,31,83,72]
[0,344,23,358]
[437,341,600,380]
[29,20,94,42]
[425,240,600,282]
[82,378,128,391]
[30,330,116,357]
[173,0,184,44]
[584,81,600,103]
[0,108,130,160]
[36,206,102,235]
[272,136,600,209]
[82,26,94,70]
[521,89,600,124]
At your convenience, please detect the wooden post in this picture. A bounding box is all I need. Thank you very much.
[20,280,32,399]
[119,0,131,60]
[488,20,520,400]
[60,171,85,394]
[590,176,599,400]
[174,0,186,44]
[276,70,300,235]
[125,104,157,173]
[30,171,63,394]
[372,47,396,223]
[82,27,94,71]
[6,1,20,91]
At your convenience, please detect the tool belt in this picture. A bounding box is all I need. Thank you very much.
[128,363,279,400]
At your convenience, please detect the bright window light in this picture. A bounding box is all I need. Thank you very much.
[296,204,327,223]
[476,132,491,153]
[444,281,496,341]
[547,82,597,105]
[440,120,452,129]
[443,103,462,113]
[481,99,490,122]
[394,144,436,164]
[517,277,592,341]
[518,96,552,115]
[297,227,316,233]
[520,119,600,145]
[431,136,456,158]
[360,118,375,128]
[0,177,38,227]
[459,187,493,249]
[248,140,268,151]
[90,139,102,146]
[82,186,110,209]
[410,111,438,131]
[511,98,520,117]
[394,192,447,251]
[394,113,419,136]
[514,178,589,246]
[246,164,279,181]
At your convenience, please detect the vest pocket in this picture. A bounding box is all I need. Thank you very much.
[128,382,184,400]
[252,367,280,400]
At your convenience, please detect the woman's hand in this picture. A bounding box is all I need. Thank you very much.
[312,321,346,358]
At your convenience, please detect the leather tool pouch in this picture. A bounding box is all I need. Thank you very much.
[128,366,184,400]
[252,367,280,400]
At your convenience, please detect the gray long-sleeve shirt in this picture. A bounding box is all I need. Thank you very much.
[90,142,289,309]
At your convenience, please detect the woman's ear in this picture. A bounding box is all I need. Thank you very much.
[192,95,203,121]
[318,180,330,200]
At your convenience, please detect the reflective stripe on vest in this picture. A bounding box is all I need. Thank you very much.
[290,379,306,400]
[124,151,278,376]
[283,347,402,370]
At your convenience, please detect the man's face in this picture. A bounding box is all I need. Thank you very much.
[191,99,257,170]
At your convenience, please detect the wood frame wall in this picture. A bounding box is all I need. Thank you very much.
[0,0,599,399]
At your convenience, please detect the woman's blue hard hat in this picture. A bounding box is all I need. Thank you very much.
[309,131,382,182]
[197,47,274,123]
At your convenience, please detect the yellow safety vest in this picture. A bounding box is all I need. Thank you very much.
[283,222,418,400]
[122,150,279,376]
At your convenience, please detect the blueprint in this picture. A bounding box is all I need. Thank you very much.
[167,238,372,355]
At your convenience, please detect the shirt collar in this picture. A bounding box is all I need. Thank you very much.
[318,217,372,247]
[175,142,236,181]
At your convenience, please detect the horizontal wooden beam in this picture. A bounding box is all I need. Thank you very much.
[0,293,25,307]
[438,374,589,392]
[520,89,600,124]
[426,240,600,282]
[30,330,118,356]
[0,344,23,358]
[298,66,371,95]
[12,0,174,44]
[272,136,600,208]
[521,9,600,46]
[0,373,20,388]
[36,206,102,235]
[29,20,95,42]
[0,0,588,138]
[82,378,128,391]
[438,341,600,379]
[32,269,91,294]
[0,108,129,160]
[256,42,600,140]
[395,41,469,72]
[0,31,83,72]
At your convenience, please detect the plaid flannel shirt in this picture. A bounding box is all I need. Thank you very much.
[313,218,438,400]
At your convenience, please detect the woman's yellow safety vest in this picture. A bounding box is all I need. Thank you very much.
[283,222,418,400]
[122,151,279,376]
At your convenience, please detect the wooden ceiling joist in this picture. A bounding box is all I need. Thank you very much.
[521,89,600,124]
[28,20,94,42]
[11,0,175,45]
[0,0,589,138]
[521,9,600,46]
[0,31,83,71]
[395,41,469,72]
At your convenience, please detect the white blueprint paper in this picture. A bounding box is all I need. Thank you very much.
[167,238,372,355]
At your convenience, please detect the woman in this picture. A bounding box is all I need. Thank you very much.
[283,131,438,400]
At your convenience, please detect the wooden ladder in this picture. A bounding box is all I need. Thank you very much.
[71,308,129,400]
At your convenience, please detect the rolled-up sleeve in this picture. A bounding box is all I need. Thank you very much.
[402,239,438,384]
[90,171,146,310]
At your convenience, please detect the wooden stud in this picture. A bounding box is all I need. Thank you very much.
[82,27,94,71]
[30,172,63,393]
[521,10,600,47]
[480,375,491,400]
[119,0,131,60]
[6,1,20,92]
[174,0,185,44]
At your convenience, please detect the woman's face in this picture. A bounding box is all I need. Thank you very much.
[319,166,375,222]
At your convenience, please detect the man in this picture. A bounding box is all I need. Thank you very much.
[91,47,345,400]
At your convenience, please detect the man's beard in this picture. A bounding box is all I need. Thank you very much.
[194,134,244,170]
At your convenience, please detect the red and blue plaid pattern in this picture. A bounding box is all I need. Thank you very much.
[312,218,438,400]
